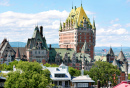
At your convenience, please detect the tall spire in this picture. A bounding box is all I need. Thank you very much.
[59,20,62,31]
[81,0,82,7]
[15,47,20,59]
[92,17,96,29]
[72,2,73,9]
[121,45,122,51]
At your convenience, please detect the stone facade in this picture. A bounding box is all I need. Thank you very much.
[0,39,15,64]
[26,26,49,64]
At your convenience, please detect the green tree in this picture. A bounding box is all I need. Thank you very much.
[43,63,59,67]
[69,67,81,76]
[4,61,52,88]
[128,74,130,80]
[88,61,120,86]
[43,63,51,67]
[1,60,18,71]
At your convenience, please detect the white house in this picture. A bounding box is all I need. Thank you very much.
[42,63,71,87]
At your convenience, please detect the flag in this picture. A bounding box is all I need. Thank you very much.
[102,49,107,52]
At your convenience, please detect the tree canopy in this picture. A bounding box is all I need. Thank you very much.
[88,61,120,86]
[4,61,52,88]
[128,74,130,80]
[0,60,18,71]
[43,63,59,67]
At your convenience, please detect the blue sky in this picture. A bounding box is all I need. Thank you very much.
[0,0,130,47]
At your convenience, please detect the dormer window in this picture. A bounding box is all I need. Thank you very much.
[55,74,65,78]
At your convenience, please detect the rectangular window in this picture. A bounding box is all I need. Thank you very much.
[59,81,62,86]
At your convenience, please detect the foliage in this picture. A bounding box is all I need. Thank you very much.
[0,60,18,71]
[43,63,59,67]
[128,74,130,80]
[4,61,52,88]
[68,67,81,76]
[88,61,120,86]
[84,70,89,75]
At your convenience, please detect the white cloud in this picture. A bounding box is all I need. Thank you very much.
[85,11,95,15]
[96,22,129,47]
[110,18,119,24]
[0,0,10,6]
[127,0,130,2]
[0,10,69,44]
[126,23,130,27]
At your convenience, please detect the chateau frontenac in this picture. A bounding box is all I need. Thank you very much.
[0,4,128,83]
[59,5,96,60]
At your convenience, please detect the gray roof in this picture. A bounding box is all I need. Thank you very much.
[107,47,114,56]
[112,59,118,66]
[71,75,95,83]
[117,51,126,61]
[13,47,26,56]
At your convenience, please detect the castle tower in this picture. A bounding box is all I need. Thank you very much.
[15,47,21,61]
[59,5,96,60]
[106,47,115,63]
[26,26,49,64]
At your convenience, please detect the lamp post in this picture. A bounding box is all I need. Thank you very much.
[108,81,111,88]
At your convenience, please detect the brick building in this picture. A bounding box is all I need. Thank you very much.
[59,5,96,60]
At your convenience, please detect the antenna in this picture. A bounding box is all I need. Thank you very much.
[121,45,122,51]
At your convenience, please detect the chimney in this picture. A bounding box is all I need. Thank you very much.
[40,26,43,37]
[49,44,51,50]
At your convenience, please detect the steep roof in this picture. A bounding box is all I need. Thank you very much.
[15,48,20,59]
[66,6,92,27]
[26,26,48,50]
[81,42,89,52]
[112,59,118,66]
[117,51,126,61]
[107,47,114,56]
[49,48,91,63]
[13,47,26,56]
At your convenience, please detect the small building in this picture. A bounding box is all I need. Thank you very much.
[113,80,130,88]
[71,53,95,88]
[71,75,95,88]
[0,76,6,88]
[42,63,71,87]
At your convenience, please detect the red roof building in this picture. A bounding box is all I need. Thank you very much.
[114,81,130,88]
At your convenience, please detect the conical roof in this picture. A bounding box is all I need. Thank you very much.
[66,6,92,27]
[92,18,96,29]
[107,47,114,56]
[32,26,40,38]
[112,59,117,66]
[117,51,126,62]
[59,22,62,31]
[81,42,89,52]
[15,48,20,59]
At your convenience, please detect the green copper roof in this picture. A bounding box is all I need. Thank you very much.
[59,22,62,31]
[27,26,48,50]
[81,42,88,52]
[92,18,96,29]
[49,48,91,62]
